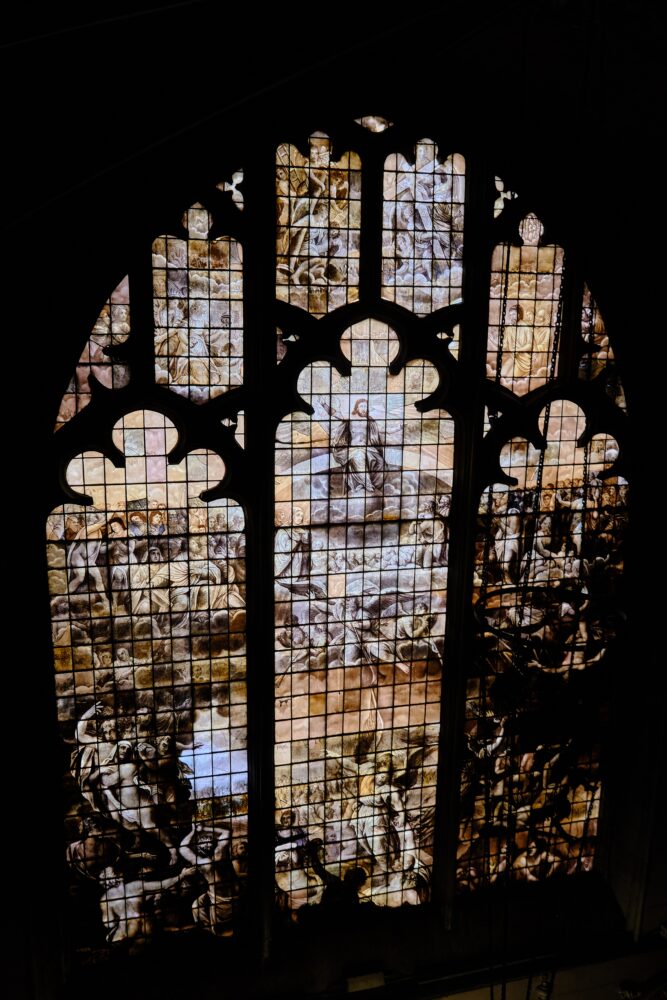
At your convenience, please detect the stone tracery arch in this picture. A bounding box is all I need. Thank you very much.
[44,119,629,960]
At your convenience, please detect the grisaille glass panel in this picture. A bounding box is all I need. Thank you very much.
[48,411,247,951]
[579,283,627,411]
[458,400,627,887]
[153,204,243,403]
[274,319,454,911]
[56,275,130,430]
[382,141,465,315]
[486,214,564,395]
[276,133,361,317]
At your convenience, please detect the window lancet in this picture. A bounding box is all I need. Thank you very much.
[274,319,453,910]
[276,133,361,317]
[49,411,248,946]
[579,283,627,410]
[459,400,627,887]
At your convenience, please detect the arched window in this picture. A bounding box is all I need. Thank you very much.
[44,117,628,966]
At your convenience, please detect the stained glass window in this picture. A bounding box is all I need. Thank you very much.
[47,117,629,963]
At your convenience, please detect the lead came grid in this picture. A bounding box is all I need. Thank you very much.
[486,214,564,396]
[55,275,131,430]
[153,204,243,404]
[274,319,454,911]
[276,134,361,318]
[382,142,465,315]
[48,411,248,948]
[458,401,628,887]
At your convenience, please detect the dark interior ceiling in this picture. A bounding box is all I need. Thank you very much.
[4,0,663,422]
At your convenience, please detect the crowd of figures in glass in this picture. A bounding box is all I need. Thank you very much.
[458,399,627,886]
[274,319,454,912]
[46,118,632,961]
[153,204,244,404]
[276,133,361,317]
[382,141,465,315]
[578,283,627,411]
[47,412,248,955]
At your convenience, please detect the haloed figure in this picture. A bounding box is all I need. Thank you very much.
[332,397,385,495]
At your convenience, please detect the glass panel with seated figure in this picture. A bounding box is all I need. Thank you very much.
[382,141,465,315]
[486,214,564,396]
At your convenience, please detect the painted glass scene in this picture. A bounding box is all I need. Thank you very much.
[382,142,465,315]
[48,411,247,953]
[276,133,361,317]
[579,283,627,411]
[153,204,243,403]
[274,319,454,912]
[56,276,130,431]
[486,214,564,395]
[355,115,394,133]
[48,124,631,952]
[458,400,627,887]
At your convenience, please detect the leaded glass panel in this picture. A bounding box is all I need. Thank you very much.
[486,214,564,395]
[274,319,453,910]
[382,142,465,315]
[49,412,247,948]
[276,134,361,317]
[56,275,130,430]
[153,204,243,403]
